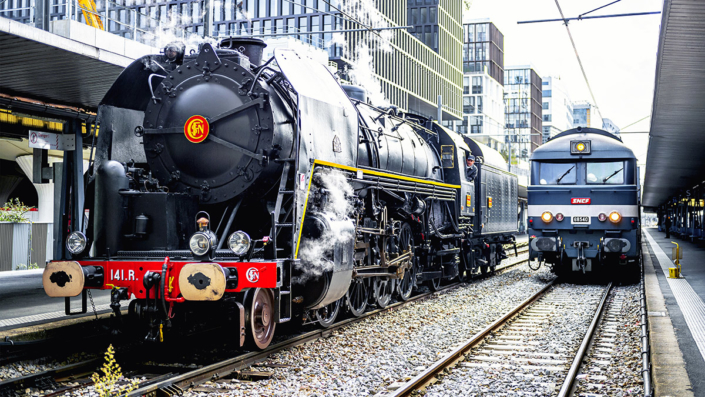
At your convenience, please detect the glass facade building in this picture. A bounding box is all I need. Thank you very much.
[1,0,463,120]
[572,101,602,130]
[541,76,573,143]
[443,20,505,151]
[504,66,542,160]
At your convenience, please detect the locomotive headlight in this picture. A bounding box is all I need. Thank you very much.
[576,142,586,152]
[609,211,622,223]
[66,231,87,255]
[598,213,608,222]
[555,213,564,222]
[189,232,212,257]
[541,211,553,223]
[228,231,251,255]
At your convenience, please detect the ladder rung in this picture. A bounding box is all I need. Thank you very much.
[276,223,293,227]
[280,290,291,295]
[279,190,295,194]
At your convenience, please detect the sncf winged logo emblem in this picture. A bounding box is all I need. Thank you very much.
[571,198,591,204]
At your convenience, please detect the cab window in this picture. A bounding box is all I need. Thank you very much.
[586,161,624,184]
[538,162,577,185]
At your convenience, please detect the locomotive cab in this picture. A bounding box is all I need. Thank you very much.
[528,127,641,277]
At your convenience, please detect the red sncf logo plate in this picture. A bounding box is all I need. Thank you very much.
[571,198,591,204]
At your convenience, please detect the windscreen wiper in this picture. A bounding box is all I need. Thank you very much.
[556,165,576,184]
[603,167,623,183]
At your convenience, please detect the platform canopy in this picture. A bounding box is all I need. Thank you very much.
[0,18,156,110]
[643,0,705,209]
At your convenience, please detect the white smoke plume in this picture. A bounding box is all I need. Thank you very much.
[332,0,395,106]
[295,169,355,284]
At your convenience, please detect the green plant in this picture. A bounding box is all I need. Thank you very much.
[91,345,139,397]
[0,198,34,223]
[15,263,39,271]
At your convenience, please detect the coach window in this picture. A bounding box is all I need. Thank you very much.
[586,161,624,184]
[538,162,577,185]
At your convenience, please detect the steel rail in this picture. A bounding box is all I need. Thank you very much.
[125,258,531,397]
[0,257,530,397]
[557,282,613,397]
[389,279,555,397]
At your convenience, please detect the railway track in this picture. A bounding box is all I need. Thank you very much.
[388,281,613,397]
[0,255,533,397]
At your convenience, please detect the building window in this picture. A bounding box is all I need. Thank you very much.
[542,102,548,110]
[463,96,475,114]
[472,76,482,94]
[542,81,549,86]
[542,90,552,97]
[463,77,469,94]
[543,114,552,122]
[477,96,483,113]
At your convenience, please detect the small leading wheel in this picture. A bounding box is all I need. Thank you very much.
[346,278,368,317]
[245,288,276,350]
[316,298,341,328]
[373,277,395,308]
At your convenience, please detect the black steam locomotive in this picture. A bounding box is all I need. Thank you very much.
[43,39,518,349]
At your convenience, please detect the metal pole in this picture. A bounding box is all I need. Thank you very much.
[132,7,136,39]
[104,0,108,31]
[66,0,71,20]
[437,95,442,124]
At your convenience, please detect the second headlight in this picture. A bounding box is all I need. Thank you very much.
[228,231,251,255]
[189,232,212,256]
[541,211,553,223]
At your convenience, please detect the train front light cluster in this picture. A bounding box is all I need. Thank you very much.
[66,231,87,255]
[555,213,564,222]
[228,231,251,255]
[598,213,607,222]
[609,211,622,223]
[541,211,553,223]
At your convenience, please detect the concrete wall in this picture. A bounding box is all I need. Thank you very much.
[0,219,51,271]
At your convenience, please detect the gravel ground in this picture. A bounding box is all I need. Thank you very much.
[182,262,554,397]
[423,283,606,397]
[0,352,97,382]
[574,285,644,396]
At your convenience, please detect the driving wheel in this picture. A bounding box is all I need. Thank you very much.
[316,298,341,328]
[396,223,416,301]
[346,278,368,317]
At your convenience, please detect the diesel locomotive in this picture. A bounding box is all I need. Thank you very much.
[43,39,518,348]
[527,127,641,277]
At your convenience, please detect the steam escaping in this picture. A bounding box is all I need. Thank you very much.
[333,0,394,106]
[295,169,356,284]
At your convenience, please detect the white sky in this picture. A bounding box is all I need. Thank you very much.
[465,0,663,168]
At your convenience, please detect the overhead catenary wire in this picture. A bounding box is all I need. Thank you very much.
[620,115,650,131]
[552,0,603,122]
[579,0,622,18]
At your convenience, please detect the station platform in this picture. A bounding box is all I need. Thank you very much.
[643,227,705,396]
[0,269,114,332]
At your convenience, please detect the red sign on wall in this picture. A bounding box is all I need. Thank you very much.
[571,198,591,204]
